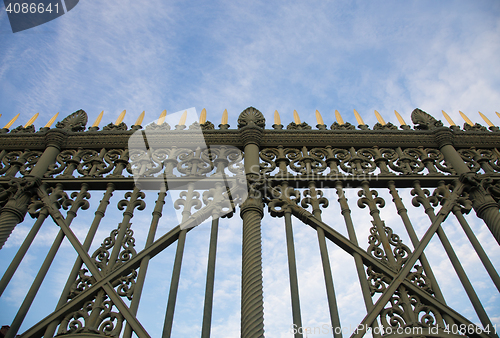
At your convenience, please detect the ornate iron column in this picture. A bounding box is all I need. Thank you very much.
[0,129,65,249]
[238,107,265,338]
[429,114,500,245]
[0,110,87,249]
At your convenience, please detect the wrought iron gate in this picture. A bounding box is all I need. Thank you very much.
[0,107,499,338]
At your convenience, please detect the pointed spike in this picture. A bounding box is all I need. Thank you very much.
[157,110,167,125]
[335,110,344,125]
[25,113,39,127]
[394,110,406,126]
[353,109,365,125]
[274,110,281,125]
[179,110,187,125]
[221,109,228,125]
[199,108,207,124]
[293,110,301,124]
[315,110,324,125]
[478,112,493,127]
[0,114,2,119]
[92,111,104,127]
[441,110,456,126]
[115,110,126,125]
[496,112,500,120]
[374,110,386,125]
[44,112,59,128]
[4,113,20,129]
[459,111,473,126]
[134,111,145,126]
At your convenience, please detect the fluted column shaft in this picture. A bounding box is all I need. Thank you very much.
[238,109,266,338]
[241,198,265,338]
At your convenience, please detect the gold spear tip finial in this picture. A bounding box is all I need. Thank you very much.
[92,111,104,127]
[158,110,167,125]
[115,110,126,125]
[274,110,281,125]
[394,110,406,126]
[374,110,386,125]
[478,112,493,127]
[179,110,187,125]
[134,111,145,126]
[459,111,473,126]
[335,110,344,125]
[3,113,20,129]
[221,109,228,124]
[315,110,324,125]
[353,109,365,125]
[441,110,456,126]
[199,108,207,124]
[25,113,39,127]
[293,110,301,124]
[44,112,59,128]
[496,112,500,120]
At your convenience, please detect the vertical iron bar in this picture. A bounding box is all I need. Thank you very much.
[413,181,496,332]
[284,209,303,338]
[335,182,380,338]
[122,187,167,338]
[163,182,197,338]
[0,210,48,297]
[388,180,454,325]
[201,217,219,338]
[360,181,398,269]
[44,183,114,337]
[307,181,342,338]
[452,206,500,292]
[162,229,187,338]
[6,183,85,338]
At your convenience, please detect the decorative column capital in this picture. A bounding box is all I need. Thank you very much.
[238,107,265,147]
[44,129,68,150]
[460,173,500,213]
[240,196,264,219]
[434,127,455,148]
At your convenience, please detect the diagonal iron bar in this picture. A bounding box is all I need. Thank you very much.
[287,184,491,338]
[37,187,151,338]
[21,196,218,338]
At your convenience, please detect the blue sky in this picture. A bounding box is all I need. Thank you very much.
[1,0,500,337]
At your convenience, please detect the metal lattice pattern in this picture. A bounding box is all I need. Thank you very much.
[0,107,499,338]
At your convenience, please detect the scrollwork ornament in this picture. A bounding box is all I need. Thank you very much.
[463,123,488,132]
[146,122,171,131]
[366,266,391,295]
[116,269,138,300]
[267,183,300,217]
[373,122,398,130]
[10,125,35,133]
[330,121,355,130]
[68,269,96,299]
[407,265,434,295]
[286,122,311,130]
[103,122,128,131]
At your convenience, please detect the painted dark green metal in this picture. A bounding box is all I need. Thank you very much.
[0,107,499,338]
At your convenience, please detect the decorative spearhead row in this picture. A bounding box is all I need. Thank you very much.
[0,108,499,133]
